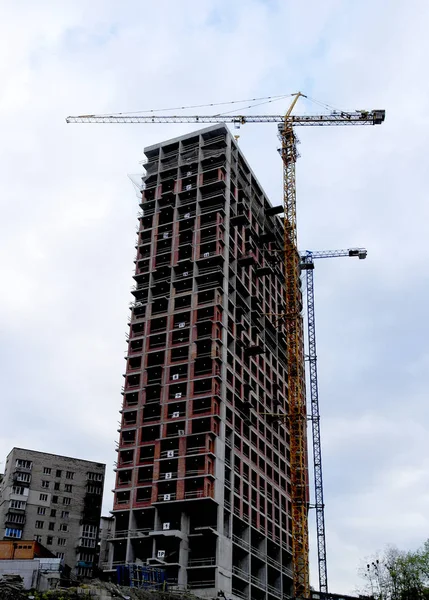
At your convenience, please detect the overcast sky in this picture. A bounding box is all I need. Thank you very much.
[1,0,428,595]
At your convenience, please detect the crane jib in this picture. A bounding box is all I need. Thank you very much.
[66,110,385,125]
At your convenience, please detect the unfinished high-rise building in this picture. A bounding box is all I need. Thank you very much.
[110,125,295,599]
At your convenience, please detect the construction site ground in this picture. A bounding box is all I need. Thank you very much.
[0,575,205,600]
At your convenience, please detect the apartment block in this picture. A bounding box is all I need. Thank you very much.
[110,125,295,600]
[0,448,105,577]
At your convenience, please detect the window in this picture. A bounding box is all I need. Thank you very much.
[57,538,66,546]
[80,538,96,548]
[34,535,42,543]
[41,480,50,488]
[52,495,58,504]
[46,536,53,545]
[79,552,93,562]
[50,509,57,517]
[16,472,31,483]
[62,497,71,506]
[39,493,48,502]
[43,467,51,475]
[65,471,74,480]
[64,484,72,493]
[59,524,68,532]
[82,524,97,539]
[35,521,44,529]
[87,485,102,495]
[87,472,103,482]
[5,527,22,539]
[5,513,25,525]
[56,470,62,477]
[37,507,46,515]
[10,500,26,510]
[12,486,25,495]
[49,522,55,531]
[56,552,65,559]
[61,511,69,519]
[16,459,32,469]
[54,482,60,491]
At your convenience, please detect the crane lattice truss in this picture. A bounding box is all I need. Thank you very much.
[67,98,385,600]
[300,248,367,596]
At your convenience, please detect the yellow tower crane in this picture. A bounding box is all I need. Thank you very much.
[67,96,385,599]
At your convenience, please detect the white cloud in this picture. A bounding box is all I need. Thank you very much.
[1,0,428,595]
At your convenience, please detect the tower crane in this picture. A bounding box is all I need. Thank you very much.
[67,95,385,599]
[300,248,367,597]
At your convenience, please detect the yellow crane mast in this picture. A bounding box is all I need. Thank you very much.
[280,92,309,599]
[67,98,385,599]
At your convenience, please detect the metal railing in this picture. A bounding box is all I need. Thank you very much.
[188,557,216,567]
[232,566,249,580]
[187,580,216,589]
[232,534,249,551]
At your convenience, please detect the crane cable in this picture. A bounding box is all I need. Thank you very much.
[97,94,294,117]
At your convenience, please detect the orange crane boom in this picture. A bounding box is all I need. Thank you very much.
[67,96,385,599]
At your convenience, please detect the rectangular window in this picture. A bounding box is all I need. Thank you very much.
[87,485,102,494]
[35,521,44,529]
[5,527,22,539]
[10,500,26,510]
[37,507,46,515]
[62,497,71,506]
[52,495,58,504]
[59,524,68,532]
[50,509,56,517]
[39,493,48,502]
[82,524,97,538]
[46,536,53,545]
[80,538,96,548]
[57,538,66,546]
[61,511,69,519]
[16,473,31,483]
[87,472,103,482]
[64,484,72,493]
[56,470,62,477]
[16,459,32,469]
[34,535,42,543]
[43,467,51,475]
[41,480,50,488]
[56,552,65,559]
[79,552,93,562]
[65,471,74,480]
[5,513,25,525]
[49,522,55,531]
[12,486,25,495]
[54,482,60,491]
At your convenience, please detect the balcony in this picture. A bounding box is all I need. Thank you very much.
[5,513,26,525]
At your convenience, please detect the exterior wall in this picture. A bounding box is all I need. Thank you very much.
[110,124,297,600]
[0,559,62,590]
[0,448,105,578]
[0,540,53,560]
[98,516,115,569]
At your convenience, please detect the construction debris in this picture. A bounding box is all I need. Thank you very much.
[0,573,28,599]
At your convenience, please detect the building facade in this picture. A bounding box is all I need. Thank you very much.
[98,515,114,570]
[110,125,296,599]
[0,448,105,577]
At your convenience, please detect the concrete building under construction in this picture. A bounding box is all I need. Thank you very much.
[110,125,296,600]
